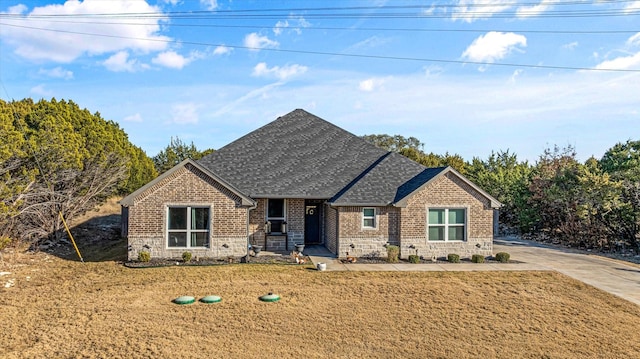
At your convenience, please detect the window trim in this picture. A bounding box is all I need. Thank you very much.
[362,207,377,229]
[266,199,287,234]
[166,205,211,249]
[427,207,467,242]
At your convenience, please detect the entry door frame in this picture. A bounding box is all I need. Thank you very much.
[304,199,323,245]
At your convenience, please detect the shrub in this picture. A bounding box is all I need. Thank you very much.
[495,252,511,263]
[138,250,151,263]
[182,251,192,263]
[447,253,460,263]
[408,254,420,264]
[0,236,12,251]
[386,245,399,263]
[471,254,485,263]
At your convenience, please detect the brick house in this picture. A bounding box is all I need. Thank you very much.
[121,109,501,260]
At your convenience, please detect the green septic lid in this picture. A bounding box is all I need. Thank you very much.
[259,292,280,302]
[173,296,196,305]
[200,295,222,304]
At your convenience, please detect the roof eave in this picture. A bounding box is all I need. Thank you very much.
[329,202,393,207]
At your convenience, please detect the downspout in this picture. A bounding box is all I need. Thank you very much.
[246,202,257,258]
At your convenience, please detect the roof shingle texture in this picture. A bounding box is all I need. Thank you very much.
[198,109,444,204]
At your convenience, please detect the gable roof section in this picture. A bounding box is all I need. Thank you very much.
[120,159,255,207]
[330,153,446,206]
[198,109,390,198]
[393,166,502,208]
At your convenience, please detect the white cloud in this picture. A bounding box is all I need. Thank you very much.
[171,103,199,124]
[349,36,389,51]
[627,33,640,48]
[273,16,310,36]
[624,1,640,13]
[102,51,144,72]
[462,32,527,65]
[595,53,640,70]
[152,50,203,69]
[274,20,288,36]
[7,4,27,14]
[162,0,181,5]
[252,62,308,81]
[452,0,513,22]
[563,42,579,50]
[509,69,523,84]
[452,0,553,22]
[244,33,279,51]
[516,0,553,18]
[594,32,640,70]
[123,113,143,122]
[30,84,53,97]
[38,67,73,80]
[200,0,218,10]
[2,0,170,63]
[358,78,385,92]
[213,45,232,55]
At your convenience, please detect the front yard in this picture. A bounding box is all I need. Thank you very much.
[1,251,639,358]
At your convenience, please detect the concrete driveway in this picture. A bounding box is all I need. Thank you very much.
[494,236,640,306]
[307,238,640,306]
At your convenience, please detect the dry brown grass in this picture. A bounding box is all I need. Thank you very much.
[1,253,639,359]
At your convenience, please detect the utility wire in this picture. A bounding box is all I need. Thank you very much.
[3,17,638,34]
[1,22,638,73]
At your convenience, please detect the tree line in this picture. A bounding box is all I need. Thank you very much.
[363,134,639,251]
[0,99,636,253]
[0,98,157,246]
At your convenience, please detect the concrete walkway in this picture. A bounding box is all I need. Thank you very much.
[305,239,640,306]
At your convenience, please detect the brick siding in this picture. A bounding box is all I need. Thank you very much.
[248,198,305,251]
[126,164,248,260]
[399,172,494,259]
[337,206,400,258]
[335,172,494,259]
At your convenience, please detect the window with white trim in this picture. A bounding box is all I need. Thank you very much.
[266,199,286,233]
[362,208,376,229]
[167,206,210,248]
[428,208,466,241]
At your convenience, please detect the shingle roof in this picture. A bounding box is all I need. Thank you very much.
[198,109,393,199]
[197,109,500,208]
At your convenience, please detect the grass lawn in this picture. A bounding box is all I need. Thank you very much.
[1,252,639,359]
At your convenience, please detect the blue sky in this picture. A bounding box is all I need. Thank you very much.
[1,0,639,163]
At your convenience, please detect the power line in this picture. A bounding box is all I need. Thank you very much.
[2,22,638,73]
[4,17,638,35]
[1,1,639,20]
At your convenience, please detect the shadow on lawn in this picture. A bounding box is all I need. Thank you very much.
[51,213,127,263]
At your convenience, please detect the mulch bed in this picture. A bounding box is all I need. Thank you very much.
[125,253,310,268]
[340,256,517,264]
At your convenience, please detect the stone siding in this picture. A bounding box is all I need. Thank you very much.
[400,172,494,259]
[126,164,248,260]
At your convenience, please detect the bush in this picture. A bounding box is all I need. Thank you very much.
[386,245,399,263]
[495,252,510,263]
[138,250,151,263]
[182,251,192,263]
[0,236,12,251]
[471,254,485,263]
[408,254,420,264]
[447,253,460,263]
